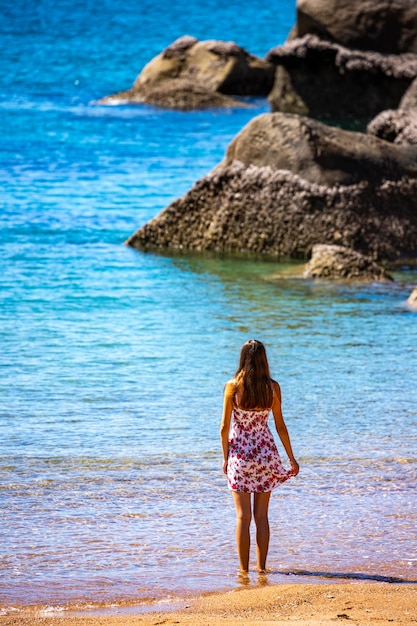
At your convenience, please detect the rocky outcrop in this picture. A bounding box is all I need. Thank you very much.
[302,244,393,281]
[290,0,417,54]
[105,2,417,270]
[97,36,275,110]
[126,161,417,261]
[126,113,417,262]
[218,112,417,186]
[267,1,417,123]
[406,287,417,308]
[266,35,417,122]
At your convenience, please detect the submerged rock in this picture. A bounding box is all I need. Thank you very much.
[290,0,417,54]
[302,244,393,281]
[266,35,417,122]
[97,36,275,110]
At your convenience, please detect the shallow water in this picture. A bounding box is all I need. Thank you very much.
[1,0,417,612]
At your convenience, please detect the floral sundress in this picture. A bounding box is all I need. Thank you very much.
[227,406,294,493]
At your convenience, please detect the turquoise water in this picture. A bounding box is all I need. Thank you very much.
[1,0,417,613]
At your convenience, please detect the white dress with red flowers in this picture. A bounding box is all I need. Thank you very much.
[227,406,293,493]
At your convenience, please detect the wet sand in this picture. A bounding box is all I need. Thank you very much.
[1,582,416,626]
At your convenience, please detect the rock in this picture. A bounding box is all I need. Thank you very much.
[302,244,393,281]
[97,36,275,110]
[367,109,417,145]
[127,113,417,262]
[136,37,275,96]
[218,112,417,186]
[266,35,417,122]
[99,81,245,110]
[290,0,417,54]
[406,287,417,308]
[126,161,417,263]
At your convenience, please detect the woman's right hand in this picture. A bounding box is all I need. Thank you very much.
[222,459,228,475]
[289,458,300,476]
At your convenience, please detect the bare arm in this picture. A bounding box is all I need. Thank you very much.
[271,381,299,475]
[220,380,235,475]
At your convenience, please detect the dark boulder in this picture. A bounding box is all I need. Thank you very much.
[302,244,393,281]
[266,35,417,122]
[219,112,417,186]
[126,111,417,263]
[126,161,417,262]
[97,36,275,110]
[291,0,417,55]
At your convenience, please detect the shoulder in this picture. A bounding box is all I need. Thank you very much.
[271,379,282,399]
[224,379,236,397]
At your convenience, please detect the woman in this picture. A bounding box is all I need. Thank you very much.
[220,339,299,574]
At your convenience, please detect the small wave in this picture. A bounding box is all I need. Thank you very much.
[39,605,65,614]
[0,607,20,616]
[0,97,152,119]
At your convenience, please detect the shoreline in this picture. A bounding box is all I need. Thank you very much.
[1,582,416,626]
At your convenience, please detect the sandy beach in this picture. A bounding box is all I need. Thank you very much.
[2,583,416,626]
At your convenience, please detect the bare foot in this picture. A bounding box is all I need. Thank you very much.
[237,569,250,584]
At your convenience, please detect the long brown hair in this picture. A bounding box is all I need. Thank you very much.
[234,340,273,409]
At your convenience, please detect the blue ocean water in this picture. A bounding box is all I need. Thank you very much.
[1,0,417,613]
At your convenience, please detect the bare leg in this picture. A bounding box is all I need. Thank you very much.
[232,492,252,572]
[254,491,271,572]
